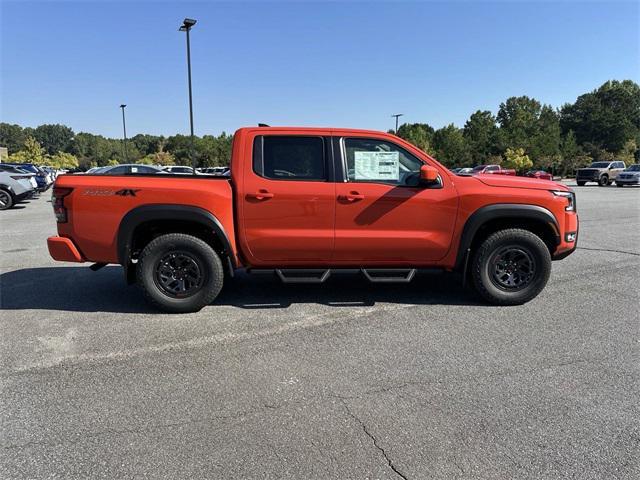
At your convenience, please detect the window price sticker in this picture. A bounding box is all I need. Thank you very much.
[354,151,400,180]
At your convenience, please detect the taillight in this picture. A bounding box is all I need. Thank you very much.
[52,187,73,223]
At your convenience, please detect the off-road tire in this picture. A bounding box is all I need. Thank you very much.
[598,175,609,187]
[0,188,14,210]
[471,228,551,306]
[576,181,586,186]
[136,233,224,313]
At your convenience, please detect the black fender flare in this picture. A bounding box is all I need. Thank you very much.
[117,204,234,269]
[455,204,560,271]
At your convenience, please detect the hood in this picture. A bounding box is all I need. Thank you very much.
[474,174,567,191]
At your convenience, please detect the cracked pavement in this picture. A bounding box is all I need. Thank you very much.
[1,182,639,478]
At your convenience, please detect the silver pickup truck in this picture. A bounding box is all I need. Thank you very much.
[576,161,626,186]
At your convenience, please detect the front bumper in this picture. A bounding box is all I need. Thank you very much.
[615,177,640,185]
[552,212,579,260]
[47,236,85,262]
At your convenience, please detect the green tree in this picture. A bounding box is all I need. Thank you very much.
[8,136,47,164]
[0,123,26,154]
[49,151,79,169]
[131,134,165,156]
[34,124,75,155]
[502,147,533,171]
[138,151,175,166]
[560,80,640,153]
[199,133,232,167]
[497,96,542,153]
[463,110,499,165]
[432,124,471,167]
[396,123,434,154]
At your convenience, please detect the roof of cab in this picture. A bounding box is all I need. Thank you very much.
[234,126,394,136]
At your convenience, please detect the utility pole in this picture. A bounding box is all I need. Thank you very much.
[119,104,128,162]
[391,113,404,134]
[179,18,197,172]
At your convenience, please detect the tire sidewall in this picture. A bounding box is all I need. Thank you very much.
[598,175,608,186]
[473,230,551,305]
[0,189,14,210]
[137,234,223,313]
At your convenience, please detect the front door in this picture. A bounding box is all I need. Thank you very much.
[334,137,458,264]
[241,134,335,263]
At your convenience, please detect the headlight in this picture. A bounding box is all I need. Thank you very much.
[552,190,576,212]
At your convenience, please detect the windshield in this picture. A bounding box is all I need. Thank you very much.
[625,164,640,171]
[590,162,610,168]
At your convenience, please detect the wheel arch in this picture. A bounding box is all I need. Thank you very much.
[117,204,235,283]
[455,204,560,272]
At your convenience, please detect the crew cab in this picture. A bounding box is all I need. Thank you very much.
[471,164,516,176]
[576,161,626,186]
[47,127,578,312]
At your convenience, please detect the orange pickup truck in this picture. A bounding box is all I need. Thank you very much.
[48,127,578,312]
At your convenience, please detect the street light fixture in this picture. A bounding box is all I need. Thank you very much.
[391,113,404,134]
[179,18,197,172]
[119,104,128,162]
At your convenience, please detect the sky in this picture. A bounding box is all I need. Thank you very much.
[1,0,638,138]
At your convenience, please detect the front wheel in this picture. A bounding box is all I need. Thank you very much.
[471,229,552,306]
[598,175,609,186]
[136,233,224,313]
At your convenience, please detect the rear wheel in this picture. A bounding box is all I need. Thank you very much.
[0,189,14,210]
[136,233,224,313]
[576,181,586,186]
[598,175,609,186]
[471,229,551,306]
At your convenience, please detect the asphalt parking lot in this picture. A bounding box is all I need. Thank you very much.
[1,183,639,479]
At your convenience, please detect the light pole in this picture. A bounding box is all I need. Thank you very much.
[391,113,404,134]
[179,18,197,172]
[119,104,128,162]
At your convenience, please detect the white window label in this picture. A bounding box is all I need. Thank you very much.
[354,151,399,181]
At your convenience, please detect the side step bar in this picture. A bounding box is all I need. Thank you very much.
[251,268,419,284]
[275,269,331,283]
[361,268,416,283]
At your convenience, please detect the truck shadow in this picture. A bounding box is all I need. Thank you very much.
[0,266,486,314]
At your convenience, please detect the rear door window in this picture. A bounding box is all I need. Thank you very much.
[253,136,326,181]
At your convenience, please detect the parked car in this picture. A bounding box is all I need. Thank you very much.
[0,171,35,210]
[200,166,230,176]
[524,170,553,181]
[2,163,52,191]
[614,164,640,187]
[456,167,474,175]
[47,126,578,313]
[163,165,196,175]
[97,164,165,175]
[471,164,516,176]
[576,161,626,186]
[0,165,39,191]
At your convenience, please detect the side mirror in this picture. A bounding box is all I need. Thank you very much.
[420,165,440,184]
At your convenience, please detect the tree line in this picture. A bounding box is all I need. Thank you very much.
[1,79,638,174]
[395,79,639,175]
[0,124,233,170]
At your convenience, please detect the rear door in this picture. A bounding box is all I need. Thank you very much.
[240,134,335,263]
[333,136,458,264]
